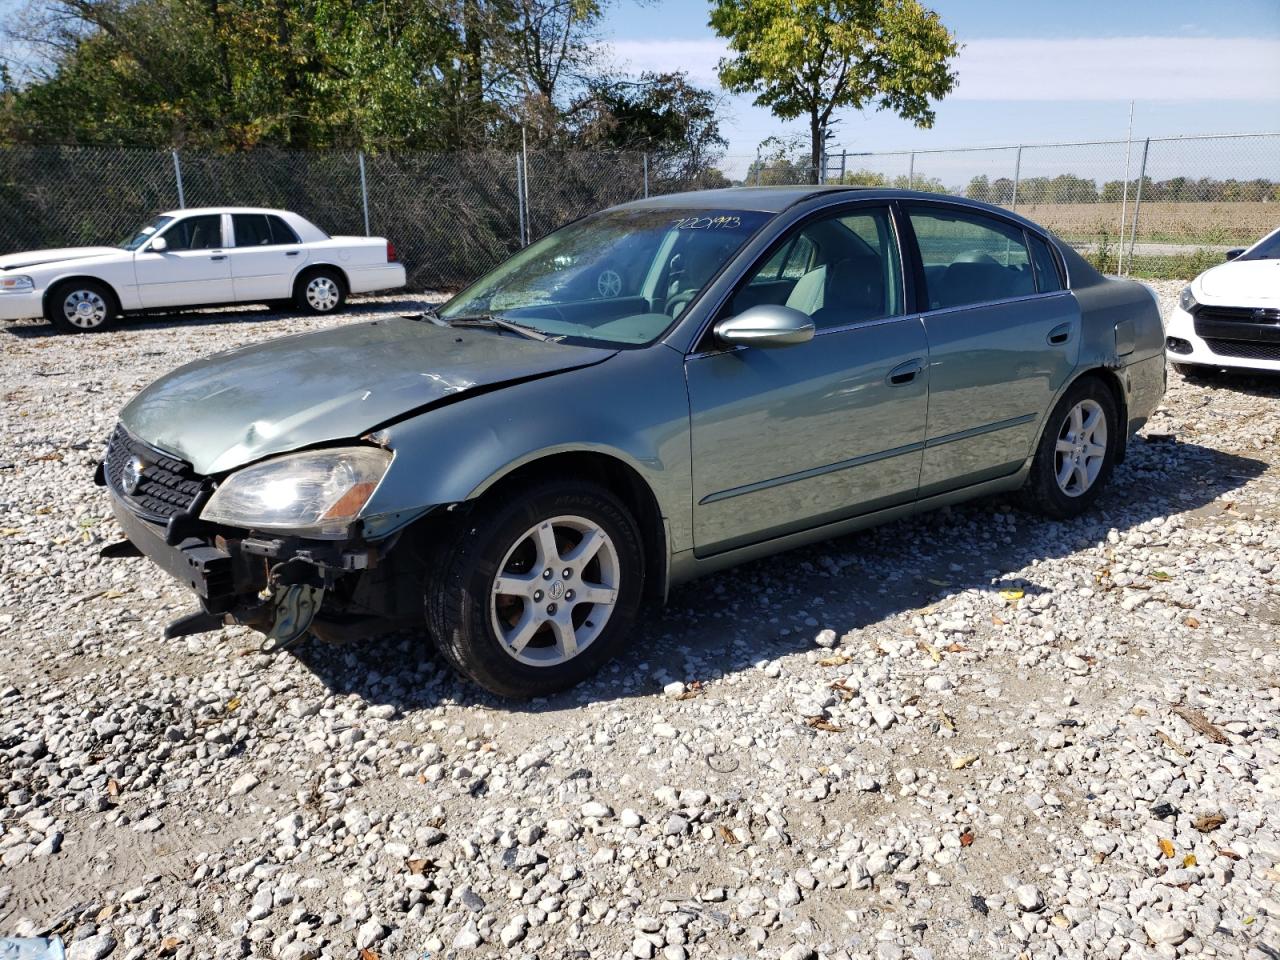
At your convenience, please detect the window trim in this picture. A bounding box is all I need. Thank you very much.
[896,197,1068,316]
[689,199,909,355]
[229,212,302,249]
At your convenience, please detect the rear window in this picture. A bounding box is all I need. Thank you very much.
[906,206,1035,311]
[232,213,299,247]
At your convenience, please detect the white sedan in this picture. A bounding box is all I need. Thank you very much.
[1165,225,1280,375]
[0,207,406,333]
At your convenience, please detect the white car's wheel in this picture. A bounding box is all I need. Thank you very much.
[46,280,118,334]
[295,269,346,315]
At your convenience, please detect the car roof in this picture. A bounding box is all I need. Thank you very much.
[615,185,868,213]
[156,206,296,218]
[616,185,1053,228]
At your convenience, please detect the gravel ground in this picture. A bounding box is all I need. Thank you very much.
[1,283,1278,960]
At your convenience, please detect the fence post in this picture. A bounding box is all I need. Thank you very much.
[515,153,527,248]
[358,152,370,237]
[171,150,185,209]
[908,152,915,190]
[643,153,650,198]
[1011,145,1023,211]
[1127,138,1151,273]
[520,128,530,246]
[839,150,847,183]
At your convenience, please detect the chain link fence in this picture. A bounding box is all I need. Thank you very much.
[0,133,1276,290]
[808,132,1280,278]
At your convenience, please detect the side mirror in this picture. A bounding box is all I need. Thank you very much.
[149,236,168,253]
[713,304,815,348]
[1224,248,1245,261]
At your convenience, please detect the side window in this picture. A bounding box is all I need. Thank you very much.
[232,214,271,247]
[729,206,902,329]
[266,215,300,245]
[906,206,1036,310]
[1028,233,1064,292]
[164,215,224,251]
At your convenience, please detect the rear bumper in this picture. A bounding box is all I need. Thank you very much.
[1165,304,1280,371]
[0,290,44,322]
[347,263,407,295]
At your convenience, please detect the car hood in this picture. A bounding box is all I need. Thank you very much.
[0,246,123,271]
[1198,259,1280,302]
[120,318,618,475]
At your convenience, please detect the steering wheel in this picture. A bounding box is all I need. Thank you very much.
[666,288,699,317]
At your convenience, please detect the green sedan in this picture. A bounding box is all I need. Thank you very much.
[98,186,1166,697]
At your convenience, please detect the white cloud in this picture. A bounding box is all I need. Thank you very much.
[604,36,1280,101]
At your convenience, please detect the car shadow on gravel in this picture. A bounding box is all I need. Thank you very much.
[1,296,431,338]
[1181,369,1280,398]
[289,435,1268,713]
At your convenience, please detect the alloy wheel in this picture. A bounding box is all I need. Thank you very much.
[1054,398,1108,497]
[489,515,620,667]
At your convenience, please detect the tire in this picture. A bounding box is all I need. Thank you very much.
[425,480,645,698]
[1017,376,1120,520]
[294,269,346,315]
[45,279,118,333]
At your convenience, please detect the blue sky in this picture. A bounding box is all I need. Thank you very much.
[599,0,1280,170]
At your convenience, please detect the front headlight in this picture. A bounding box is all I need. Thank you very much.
[1178,286,1197,313]
[201,446,392,538]
[0,275,34,293]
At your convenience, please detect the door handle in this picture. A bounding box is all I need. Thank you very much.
[210,254,227,261]
[285,251,300,257]
[886,358,926,386]
[1047,322,1072,345]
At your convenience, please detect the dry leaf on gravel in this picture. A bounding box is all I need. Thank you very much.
[804,716,842,733]
[1172,703,1230,744]
[1193,813,1226,833]
[1159,838,1176,858]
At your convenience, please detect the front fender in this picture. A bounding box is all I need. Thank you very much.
[357,346,694,550]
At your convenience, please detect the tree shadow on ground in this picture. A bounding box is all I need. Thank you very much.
[292,434,1268,713]
[1,296,432,339]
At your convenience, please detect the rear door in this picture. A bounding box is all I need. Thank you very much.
[686,203,929,555]
[133,213,234,308]
[227,213,307,302]
[902,202,1078,496]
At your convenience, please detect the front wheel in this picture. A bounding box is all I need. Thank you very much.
[46,280,118,333]
[426,481,644,698]
[294,269,346,315]
[1018,377,1120,520]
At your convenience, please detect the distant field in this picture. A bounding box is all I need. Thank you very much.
[1018,201,1279,247]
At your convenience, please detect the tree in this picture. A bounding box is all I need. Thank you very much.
[710,0,958,184]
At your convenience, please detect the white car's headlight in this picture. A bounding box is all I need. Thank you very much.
[202,446,392,538]
[1178,285,1197,313]
[0,275,34,293]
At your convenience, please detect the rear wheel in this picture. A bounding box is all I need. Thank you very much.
[425,481,644,698]
[294,269,346,315]
[46,280,118,333]
[1018,377,1120,520]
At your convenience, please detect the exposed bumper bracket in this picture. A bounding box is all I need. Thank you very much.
[164,607,225,640]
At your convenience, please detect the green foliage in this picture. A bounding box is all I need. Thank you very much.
[0,0,726,178]
[710,0,958,183]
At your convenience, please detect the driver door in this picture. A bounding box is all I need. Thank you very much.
[133,213,235,308]
[685,205,930,556]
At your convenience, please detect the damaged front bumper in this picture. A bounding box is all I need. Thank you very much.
[104,486,403,650]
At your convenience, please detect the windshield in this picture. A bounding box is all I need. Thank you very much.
[1240,227,1280,261]
[119,215,174,250]
[439,207,773,346]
